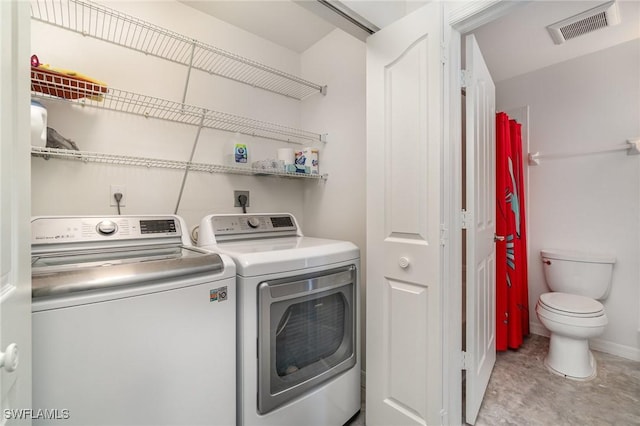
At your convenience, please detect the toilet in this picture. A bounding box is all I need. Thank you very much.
[535,249,615,380]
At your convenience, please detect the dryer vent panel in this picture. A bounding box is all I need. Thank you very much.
[547,1,620,44]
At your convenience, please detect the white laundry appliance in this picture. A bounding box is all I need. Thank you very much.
[198,213,361,426]
[31,215,236,426]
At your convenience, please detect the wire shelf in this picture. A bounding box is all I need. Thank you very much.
[31,146,328,180]
[31,69,325,145]
[30,0,326,100]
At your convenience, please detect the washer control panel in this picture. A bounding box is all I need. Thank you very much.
[32,216,181,244]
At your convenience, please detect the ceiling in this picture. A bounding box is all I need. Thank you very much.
[472,1,640,82]
[180,0,640,82]
[179,0,336,53]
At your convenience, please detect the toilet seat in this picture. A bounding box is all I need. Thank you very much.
[536,293,608,329]
[536,302,608,328]
[539,292,604,318]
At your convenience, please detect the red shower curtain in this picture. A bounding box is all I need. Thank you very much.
[496,112,529,351]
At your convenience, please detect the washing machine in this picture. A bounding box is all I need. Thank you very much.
[198,213,361,426]
[31,215,236,426]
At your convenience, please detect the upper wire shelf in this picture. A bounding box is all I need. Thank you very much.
[31,69,325,145]
[31,146,328,180]
[30,0,326,100]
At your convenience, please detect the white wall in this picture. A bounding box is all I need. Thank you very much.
[496,40,640,360]
[30,0,369,375]
[31,0,309,231]
[300,29,367,371]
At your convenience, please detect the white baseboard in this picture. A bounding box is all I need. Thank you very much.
[529,322,549,337]
[589,338,640,362]
[529,321,640,362]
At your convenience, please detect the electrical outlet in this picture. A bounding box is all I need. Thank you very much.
[234,190,250,207]
[110,185,127,207]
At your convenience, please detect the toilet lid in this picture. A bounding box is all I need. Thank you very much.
[539,293,604,317]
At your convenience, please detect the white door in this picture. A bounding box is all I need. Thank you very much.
[366,2,444,425]
[464,33,496,425]
[0,0,32,422]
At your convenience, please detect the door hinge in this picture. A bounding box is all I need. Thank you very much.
[440,225,448,247]
[440,42,447,65]
[460,209,472,230]
[461,351,469,370]
[460,69,471,88]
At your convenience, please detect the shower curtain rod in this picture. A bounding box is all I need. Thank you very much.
[528,138,640,166]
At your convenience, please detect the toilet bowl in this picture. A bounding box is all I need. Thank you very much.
[536,249,615,381]
[536,292,607,380]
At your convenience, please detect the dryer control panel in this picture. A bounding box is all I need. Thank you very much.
[202,214,301,244]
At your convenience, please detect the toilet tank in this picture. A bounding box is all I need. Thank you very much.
[541,249,615,300]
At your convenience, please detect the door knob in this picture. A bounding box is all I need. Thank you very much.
[399,257,410,269]
[0,343,19,372]
[494,234,505,242]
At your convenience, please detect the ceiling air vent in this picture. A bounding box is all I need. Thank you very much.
[547,1,621,45]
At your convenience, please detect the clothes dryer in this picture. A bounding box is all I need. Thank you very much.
[198,213,361,426]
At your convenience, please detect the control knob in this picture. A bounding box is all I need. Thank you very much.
[96,220,118,235]
[247,217,261,229]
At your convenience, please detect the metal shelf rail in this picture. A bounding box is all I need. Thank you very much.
[31,146,328,180]
[31,69,326,145]
[527,139,640,166]
[30,0,326,100]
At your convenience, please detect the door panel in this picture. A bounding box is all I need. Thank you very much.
[465,34,496,425]
[0,0,32,420]
[386,35,429,241]
[385,279,428,420]
[366,2,443,425]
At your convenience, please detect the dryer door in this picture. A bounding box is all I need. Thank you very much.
[257,265,357,414]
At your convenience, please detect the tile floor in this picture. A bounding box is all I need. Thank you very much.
[347,334,640,426]
[475,334,640,426]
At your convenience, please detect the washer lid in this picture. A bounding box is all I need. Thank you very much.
[31,246,224,298]
[539,292,604,316]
